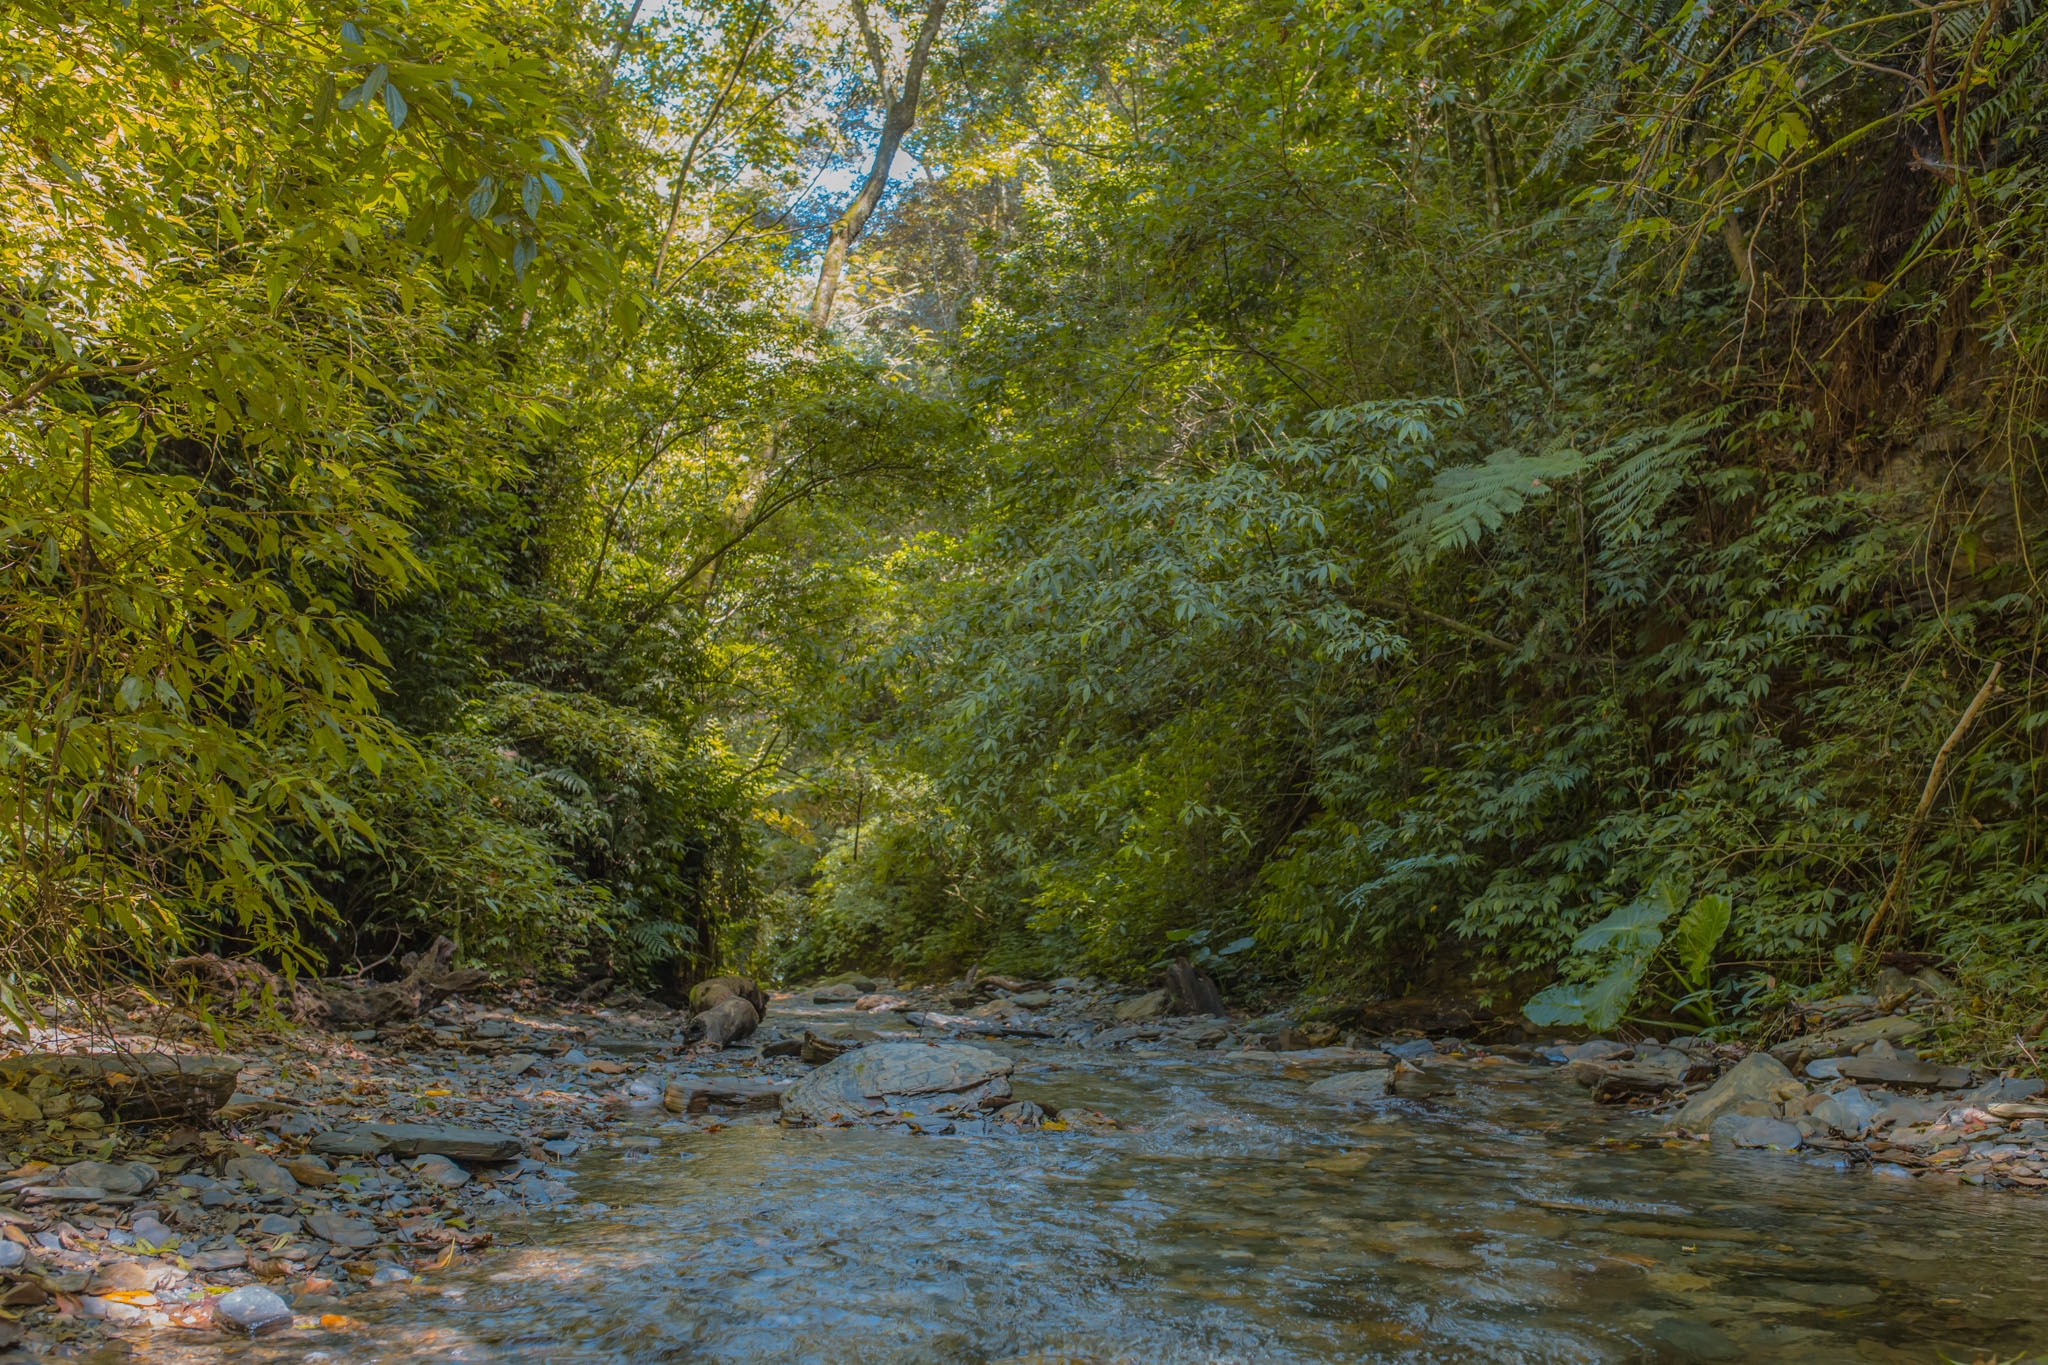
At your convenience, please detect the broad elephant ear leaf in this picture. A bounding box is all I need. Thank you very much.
[1521,953,1649,1030]
[1579,954,1649,1030]
[1520,982,1594,1028]
[1571,899,1669,954]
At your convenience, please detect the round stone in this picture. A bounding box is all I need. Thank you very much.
[211,1284,294,1336]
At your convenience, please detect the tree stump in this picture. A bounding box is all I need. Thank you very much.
[1164,958,1224,1015]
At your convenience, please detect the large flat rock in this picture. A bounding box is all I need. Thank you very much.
[779,1042,1014,1125]
[1835,1056,1973,1090]
[309,1122,521,1161]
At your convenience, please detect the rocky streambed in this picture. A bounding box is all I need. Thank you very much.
[4,974,2048,1363]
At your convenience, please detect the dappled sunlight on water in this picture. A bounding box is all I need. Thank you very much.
[130,1011,2048,1363]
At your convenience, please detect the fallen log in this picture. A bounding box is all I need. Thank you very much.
[166,937,490,1030]
[311,938,491,1028]
[662,1076,789,1115]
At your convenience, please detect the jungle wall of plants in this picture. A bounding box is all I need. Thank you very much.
[5,0,2046,1035]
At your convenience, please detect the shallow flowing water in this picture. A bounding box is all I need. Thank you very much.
[138,1004,2048,1364]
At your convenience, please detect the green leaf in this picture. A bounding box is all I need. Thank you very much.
[1521,982,1591,1027]
[1671,893,1732,989]
[1571,900,1667,954]
[1579,956,1649,1030]
[383,81,407,130]
[1529,954,1653,1030]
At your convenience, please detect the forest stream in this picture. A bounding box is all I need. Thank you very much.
[113,997,2048,1365]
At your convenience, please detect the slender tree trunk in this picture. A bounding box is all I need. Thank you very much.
[807,0,948,327]
[1473,126,1502,229]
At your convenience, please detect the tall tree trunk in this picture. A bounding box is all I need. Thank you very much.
[808,0,948,327]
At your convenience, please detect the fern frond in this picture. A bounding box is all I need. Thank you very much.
[1398,444,1592,566]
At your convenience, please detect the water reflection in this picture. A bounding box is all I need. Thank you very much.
[132,1011,2048,1364]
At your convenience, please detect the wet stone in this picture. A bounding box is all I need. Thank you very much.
[1711,1114,1804,1150]
[212,1284,294,1336]
[779,1041,1015,1125]
[1306,1070,1393,1103]
[255,1213,302,1236]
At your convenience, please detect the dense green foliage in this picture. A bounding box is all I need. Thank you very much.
[5,0,2045,1034]
[775,0,2048,1033]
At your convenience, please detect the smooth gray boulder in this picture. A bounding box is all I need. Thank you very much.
[1113,990,1169,1021]
[689,996,761,1048]
[1674,1052,1793,1131]
[779,1042,1014,1125]
[60,1160,157,1195]
[306,1212,379,1247]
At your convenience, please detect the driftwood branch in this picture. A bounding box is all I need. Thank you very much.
[1859,661,2003,952]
